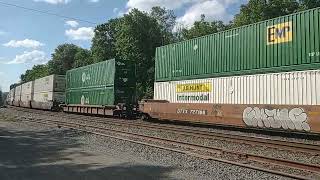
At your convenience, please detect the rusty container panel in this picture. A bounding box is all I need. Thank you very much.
[140,102,320,134]
[154,70,320,105]
[155,8,320,82]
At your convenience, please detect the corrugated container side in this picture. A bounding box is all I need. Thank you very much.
[9,88,15,102]
[34,75,66,93]
[154,70,320,105]
[66,87,114,105]
[21,81,34,95]
[66,59,136,106]
[33,92,65,103]
[14,85,22,100]
[66,60,115,89]
[155,8,320,82]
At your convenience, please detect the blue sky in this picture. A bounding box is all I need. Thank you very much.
[0,0,247,92]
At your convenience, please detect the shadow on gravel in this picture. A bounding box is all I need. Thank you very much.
[0,128,175,180]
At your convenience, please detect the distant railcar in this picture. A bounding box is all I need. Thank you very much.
[63,59,136,117]
[31,75,66,111]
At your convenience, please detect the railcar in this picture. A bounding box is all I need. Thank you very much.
[62,59,136,118]
[9,74,66,111]
[140,7,320,134]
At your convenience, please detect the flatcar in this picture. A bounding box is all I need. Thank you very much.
[139,7,320,135]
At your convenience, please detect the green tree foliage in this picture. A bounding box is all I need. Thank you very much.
[150,6,176,45]
[298,0,320,10]
[20,64,49,83]
[91,19,119,63]
[232,0,320,27]
[115,9,162,99]
[48,44,82,75]
[181,15,229,40]
[73,49,93,68]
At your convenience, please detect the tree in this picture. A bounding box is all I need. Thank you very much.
[20,64,49,82]
[48,44,82,75]
[181,14,228,40]
[115,9,162,99]
[298,0,320,10]
[73,49,93,68]
[91,19,119,63]
[150,6,176,45]
[233,0,299,27]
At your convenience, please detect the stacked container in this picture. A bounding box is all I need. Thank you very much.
[65,59,136,108]
[140,7,320,133]
[13,85,21,106]
[32,75,66,110]
[20,81,34,108]
[8,88,15,105]
[154,7,320,105]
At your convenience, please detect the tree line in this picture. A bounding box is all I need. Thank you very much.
[16,0,320,99]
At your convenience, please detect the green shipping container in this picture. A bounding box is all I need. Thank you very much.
[66,59,136,106]
[155,8,320,82]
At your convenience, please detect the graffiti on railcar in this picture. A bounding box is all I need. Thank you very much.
[243,107,310,131]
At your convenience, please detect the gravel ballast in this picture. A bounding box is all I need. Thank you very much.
[0,107,313,179]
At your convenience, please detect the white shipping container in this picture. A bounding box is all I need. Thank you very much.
[9,88,15,102]
[21,94,33,101]
[14,85,22,101]
[33,75,65,93]
[33,92,65,103]
[21,81,34,95]
[154,70,320,106]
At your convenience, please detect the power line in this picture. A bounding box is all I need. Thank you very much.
[0,1,97,25]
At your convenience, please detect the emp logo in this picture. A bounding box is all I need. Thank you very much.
[267,22,292,45]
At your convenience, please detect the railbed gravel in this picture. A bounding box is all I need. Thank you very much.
[15,108,320,166]
[4,108,320,165]
[0,107,292,180]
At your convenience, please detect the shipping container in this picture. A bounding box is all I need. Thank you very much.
[154,70,320,105]
[31,74,66,110]
[155,8,320,82]
[20,81,34,108]
[9,88,15,105]
[65,59,136,107]
[13,85,21,106]
[34,75,65,93]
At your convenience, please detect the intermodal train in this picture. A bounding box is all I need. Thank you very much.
[6,7,320,134]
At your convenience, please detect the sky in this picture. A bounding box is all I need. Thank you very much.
[0,0,247,92]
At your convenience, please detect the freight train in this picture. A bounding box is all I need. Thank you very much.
[7,7,320,134]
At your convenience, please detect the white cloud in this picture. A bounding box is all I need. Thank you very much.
[3,39,44,49]
[176,0,235,29]
[65,20,79,28]
[33,0,71,4]
[89,0,100,2]
[113,8,119,13]
[126,0,194,11]
[65,27,94,41]
[6,50,48,65]
[126,0,243,30]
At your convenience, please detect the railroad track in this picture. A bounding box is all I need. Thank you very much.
[14,106,320,155]
[19,115,320,180]
[8,107,320,179]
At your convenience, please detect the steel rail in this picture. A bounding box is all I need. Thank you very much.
[12,106,320,155]
[22,116,320,177]
[21,117,318,180]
